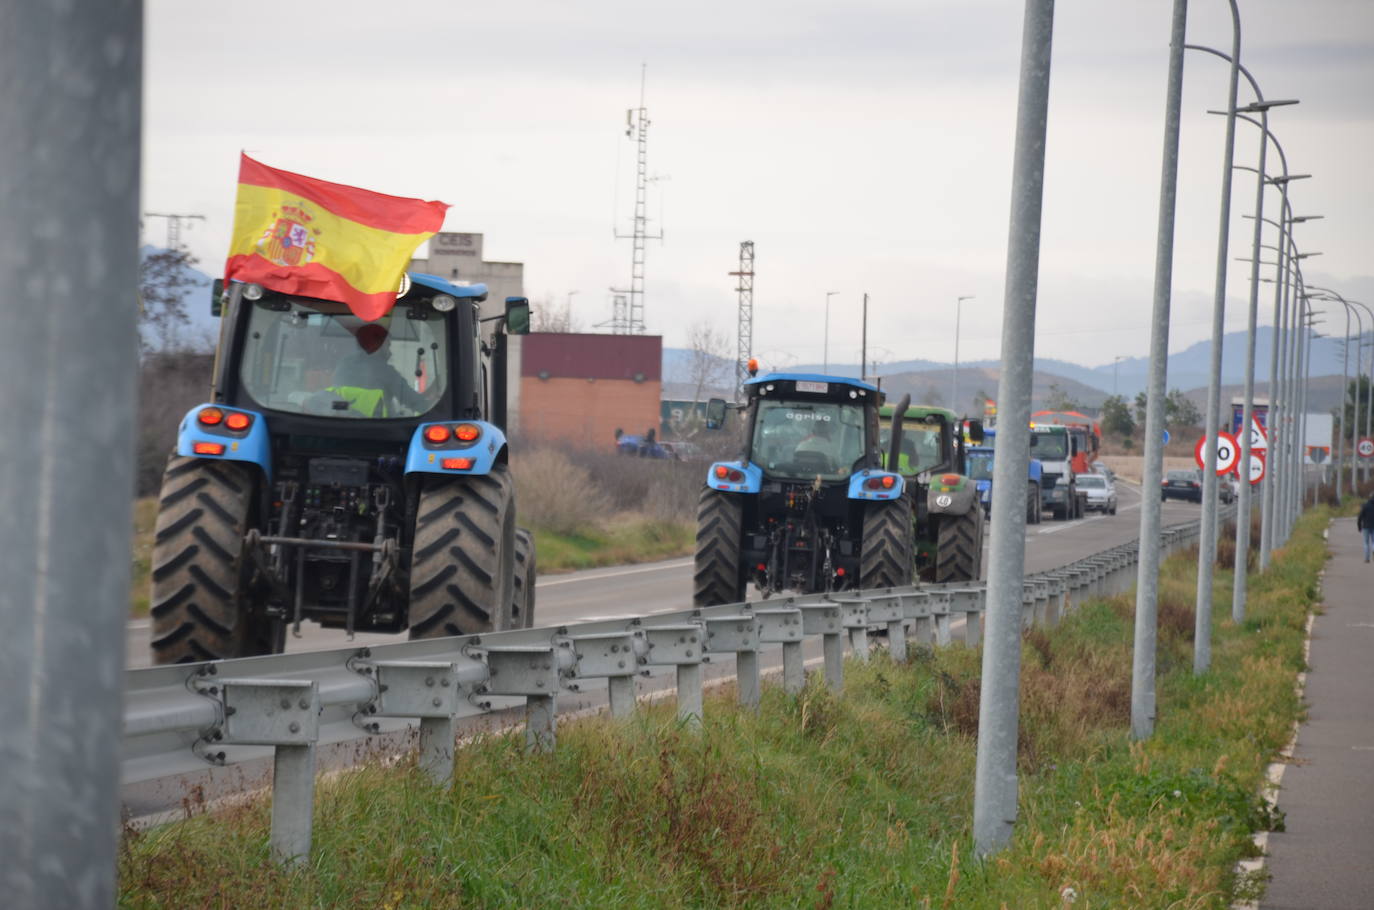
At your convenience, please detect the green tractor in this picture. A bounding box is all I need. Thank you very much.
[879,404,986,583]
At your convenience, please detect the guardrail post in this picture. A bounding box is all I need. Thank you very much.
[271,744,317,865]
[565,632,639,718]
[482,645,563,752]
[932,595,954,646]
[1022,583,1038,630]
[1041,576,1063,627]
[798,603,844,692]
[640,623,706,725]
[865,594,907,661]
[359,659,465,784]
[753,606,805,692]
[963,587,985,647]
[704,614,760,708]
[836,597,871,661]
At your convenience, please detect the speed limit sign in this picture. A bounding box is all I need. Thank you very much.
[1358,437,1374,459]
[1194,431,1240,475]
[1246,451,1266,485]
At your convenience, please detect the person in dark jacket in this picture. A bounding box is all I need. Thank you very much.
[1357,494,1374,563]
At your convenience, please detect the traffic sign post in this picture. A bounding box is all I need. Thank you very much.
[1194,431,1239,476]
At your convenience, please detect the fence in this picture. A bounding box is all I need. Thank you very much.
[121,517,1208,865]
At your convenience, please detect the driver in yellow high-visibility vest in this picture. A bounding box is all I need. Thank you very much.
[329,323,432,418]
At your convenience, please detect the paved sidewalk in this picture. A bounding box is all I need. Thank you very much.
[1262,517,1374,910]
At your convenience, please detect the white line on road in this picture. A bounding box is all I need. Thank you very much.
[537,558,693,588]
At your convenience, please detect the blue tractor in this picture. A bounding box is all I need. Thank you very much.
[969,427,1043,524]
[693,373,913,604]
[148,274,534,663]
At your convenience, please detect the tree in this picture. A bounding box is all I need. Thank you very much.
[139,247,201,353]
[1044,382,1079,412]
[672,321,733,438]
[1339,375,1372,441]
[1100,394,1135,437]
[921,384,944,407]
[530,294,583,333]
[1133,391,1148,428]
[1165,388,1202,428]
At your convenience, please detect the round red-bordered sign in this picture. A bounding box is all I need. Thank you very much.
[1245,451,1265,485]
[1194,431,1239,475]
[1358,437,1374,459]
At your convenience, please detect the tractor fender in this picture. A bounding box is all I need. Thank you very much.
[175,403,272,482]
[705,460,762,494]
[405,420,507,477]
[927,479,977,516]
[847,469,905,501]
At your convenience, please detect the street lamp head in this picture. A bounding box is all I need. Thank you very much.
[1289,215,1323,223]
[1238,98,1300,113]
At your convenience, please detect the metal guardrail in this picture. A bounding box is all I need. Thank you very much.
[121,516,1211,864]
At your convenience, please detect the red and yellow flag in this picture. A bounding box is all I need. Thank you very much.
[224,154,448,321]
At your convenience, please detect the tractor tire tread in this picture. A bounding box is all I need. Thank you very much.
[694,488,745,606]
[860,494,915,590]
[934,506,984,583]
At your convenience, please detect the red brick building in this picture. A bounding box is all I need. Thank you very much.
[512,333,662,450]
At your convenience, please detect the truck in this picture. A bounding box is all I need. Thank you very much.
[968,426,1043,524]
[1029,423,1088,520]
[877,403,987,583]
[692,373,916,604]
[1030,410,1101,476]
[148,273,534,664]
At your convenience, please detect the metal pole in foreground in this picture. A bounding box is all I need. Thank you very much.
[1259,207,1290,569]
[0,3,142,908]
[1189,1,1241,675]
[953,294,974,409]
[973,0,1054,857]
[1131,0,1187,742]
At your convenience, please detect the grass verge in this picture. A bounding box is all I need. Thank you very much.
[119,510,1327,908]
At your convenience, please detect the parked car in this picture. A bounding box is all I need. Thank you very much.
[1162,468,1203,503]
[1220,474,1239,504]
[1090,461,1117,483]
[1076,472,1118,514]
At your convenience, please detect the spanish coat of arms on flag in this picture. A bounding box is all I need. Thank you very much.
[224,154,449,322]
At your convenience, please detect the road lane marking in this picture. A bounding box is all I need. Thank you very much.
[537,558,693,588]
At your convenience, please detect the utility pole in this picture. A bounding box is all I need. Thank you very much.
[861,293,869,380]
[144,211,205,252]
[611,65,662,334]
[729,241,755,399]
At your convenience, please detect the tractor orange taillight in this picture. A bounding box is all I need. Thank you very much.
[193,441,225,456]
[424,425,452,444]
[835,567,846,577]
[196,407,224,427]
[864,475,898,491]
[714,465,745,483]
[454,423,481,442]
[941,474,961,485]
[441,457,475,470]
[224,412,252,432]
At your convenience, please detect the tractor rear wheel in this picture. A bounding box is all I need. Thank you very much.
[694,487,745,606]
[150,456,281,664]
[859,494,915,589]
[408,464,516,639]
[512,527,537,629]
[934,506,984,583]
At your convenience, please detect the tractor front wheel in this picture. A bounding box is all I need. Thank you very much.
[408,464,517,639]
[934,506,984,583]
[694,488,746,606]
[859,494,915,589]
[150,456,281,664]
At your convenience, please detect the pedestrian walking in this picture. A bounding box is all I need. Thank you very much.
[1357,493,1374,563]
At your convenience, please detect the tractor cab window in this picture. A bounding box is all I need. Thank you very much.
[880,419,946,475]
[1032,432,1069,459]
[239,297,448,420]
[966,450,993,481]
[751,399,866,479]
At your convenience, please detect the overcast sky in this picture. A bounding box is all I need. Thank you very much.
[144,0,1374,370]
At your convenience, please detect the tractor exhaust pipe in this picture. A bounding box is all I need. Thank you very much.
[887,394,911,471]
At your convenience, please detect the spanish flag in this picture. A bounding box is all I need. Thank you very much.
[224,154,448,322]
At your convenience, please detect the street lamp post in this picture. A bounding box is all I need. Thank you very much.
[953,294,975,412]
[824,290,839,373]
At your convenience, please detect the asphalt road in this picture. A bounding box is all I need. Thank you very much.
[125,480,1202,668]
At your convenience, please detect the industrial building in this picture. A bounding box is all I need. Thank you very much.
[515,332,662,449]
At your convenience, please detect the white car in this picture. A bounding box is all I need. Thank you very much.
[1075,473,1118,514]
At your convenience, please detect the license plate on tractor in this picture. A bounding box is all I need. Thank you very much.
[795,381,828,393]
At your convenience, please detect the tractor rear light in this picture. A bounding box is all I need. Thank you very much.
[715,465,729,479]
[424,425,452,444]
[864,475,897,490]
[714,465,744,482]
[835,567,846,577]
[193,441,225,456]
[941,474,961,485]
[224,412,252,432]
[197,407,224,427]
[441,457,475,470]
[454,424,481,442]
[756,563,766,572]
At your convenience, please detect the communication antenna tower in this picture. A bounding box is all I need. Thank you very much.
[729,241,755,399]
[610,65,663,334]
[143,212,205,252]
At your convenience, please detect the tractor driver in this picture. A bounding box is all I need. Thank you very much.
[327,323,433,418]
[793,419,839,471]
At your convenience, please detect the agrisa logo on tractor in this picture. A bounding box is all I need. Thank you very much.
[784,412,831,422]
